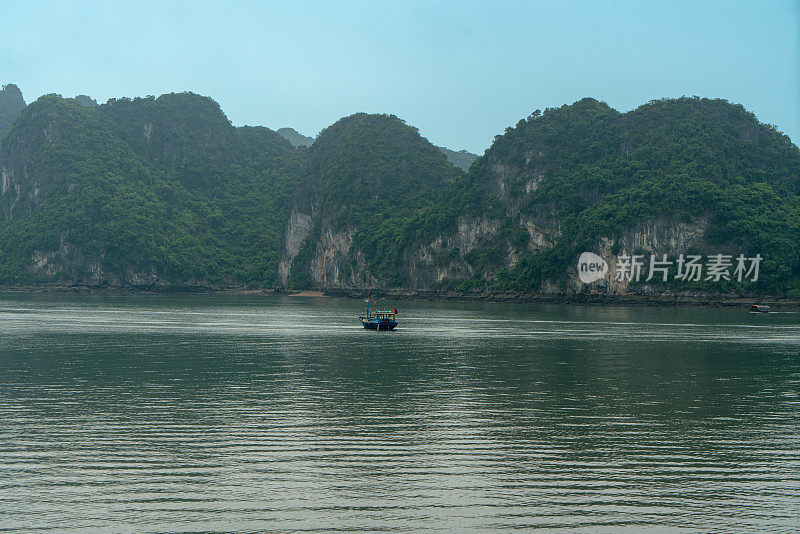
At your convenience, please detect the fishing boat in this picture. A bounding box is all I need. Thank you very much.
[749,304,771,313]
[359,299,398,330]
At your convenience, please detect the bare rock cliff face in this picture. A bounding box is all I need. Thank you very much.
[557,216,709,295]
[309,227,357,289]
[277,212,565,292]
[405,216,559,289]
[277,208,313,286]
[276,186,711,295]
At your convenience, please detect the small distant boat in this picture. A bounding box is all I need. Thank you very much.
[359,299,398,330]
[749,304,771,313]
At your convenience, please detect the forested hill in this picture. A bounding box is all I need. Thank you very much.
[280,97,800,297]
[446,97,800,296]
[281,112,461,289]
[0,92,304,287]
[275,125,479,171]
[0,86,798,297]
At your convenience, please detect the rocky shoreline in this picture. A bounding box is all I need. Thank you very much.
[324,289,800,309]
[0,284,797,309]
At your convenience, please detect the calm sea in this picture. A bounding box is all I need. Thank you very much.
[0,293,798,533]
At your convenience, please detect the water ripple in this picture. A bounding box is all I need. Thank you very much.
[0,295,798,532]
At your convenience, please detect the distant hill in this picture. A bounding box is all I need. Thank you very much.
[437,146,478,171]
[277,127,314,147]
[0,83,26,143]
[74,95,99,107]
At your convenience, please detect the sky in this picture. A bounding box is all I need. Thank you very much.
[1,0,798,154]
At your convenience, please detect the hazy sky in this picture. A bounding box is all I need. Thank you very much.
[1,0,798,153]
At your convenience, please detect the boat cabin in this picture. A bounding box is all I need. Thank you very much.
[359,308,399,330]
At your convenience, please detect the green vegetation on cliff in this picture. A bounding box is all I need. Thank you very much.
[288,113,462,287]
[1,88,798,296]
[459,97,800,295]
[0,92,304,286]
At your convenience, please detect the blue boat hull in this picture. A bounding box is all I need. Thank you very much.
[360,318,397,331]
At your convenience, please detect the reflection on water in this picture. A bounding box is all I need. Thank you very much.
[0,294,798,532]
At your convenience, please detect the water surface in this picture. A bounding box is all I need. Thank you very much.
[0,294,798,532]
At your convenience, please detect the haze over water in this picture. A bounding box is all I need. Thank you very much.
[0,294,798,532]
